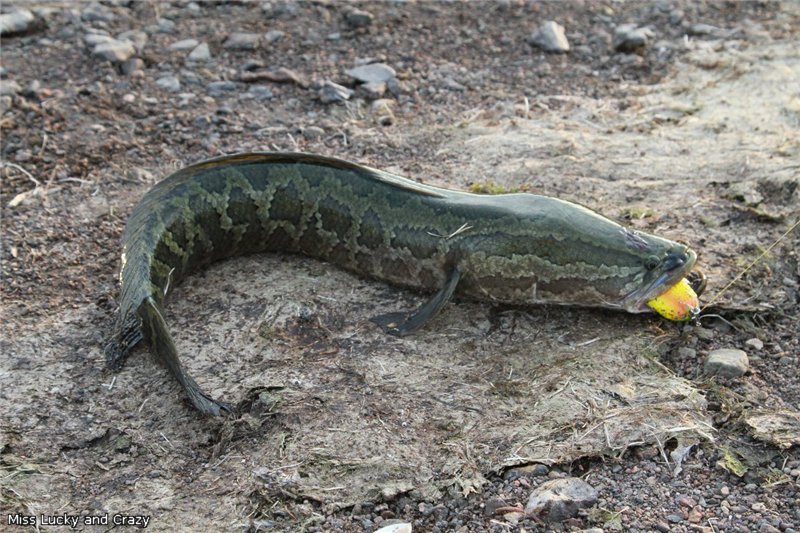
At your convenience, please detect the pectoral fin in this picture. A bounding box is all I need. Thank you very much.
[372,268,461,336]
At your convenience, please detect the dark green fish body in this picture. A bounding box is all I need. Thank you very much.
[106,153,697,415]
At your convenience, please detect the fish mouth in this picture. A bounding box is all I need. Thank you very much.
[624,248,697,312]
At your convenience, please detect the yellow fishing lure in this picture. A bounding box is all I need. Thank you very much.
[647,278,699,321]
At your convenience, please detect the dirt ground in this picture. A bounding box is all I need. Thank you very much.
[1,1,799,532]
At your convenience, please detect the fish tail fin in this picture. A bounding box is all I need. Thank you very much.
[138,296,234,416]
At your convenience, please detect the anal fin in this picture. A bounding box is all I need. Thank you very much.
[372,268,461,336]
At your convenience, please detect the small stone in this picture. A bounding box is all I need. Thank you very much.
[264,30,284,43]
[169,38,199,51]
[669,9,684,25]
[92,39,136,63]
[688,506,703,523]
[745,338,764,350]
[751,502,766,512]
[344,8,373,28]
[613,24,654,53]
[524,477,598,522]
[15,149,32,163]
[207,80,238,95]
[359,81,386,99]
[81,2,115,22]
[245,85,273,100]
[484,497,506,516]
[224,32,260,50]
[120,58,145,76]
[301,126,324,140]
[704,348,749,378]
[512,463,550,477]
[666,514,683,523]
[346,63,396,84]
[759,524,781,533]
[318,80,352,103]
[528,21,570,53]
[677,347,697,359]
[0,79,22,96]
[688,23,725,38]
[84,33,113,47]
[187,42,211,62]
[386,77,403,96]
[373,523,411,533]
[156,75,181,92]
[154,18,176,34]
[442,77,465,92]
[0,95,12,113]
[117,30,147,53]
[720,486,730,496]
[262,2,300,18]
[694,326,715,341]
[0,9,35,36]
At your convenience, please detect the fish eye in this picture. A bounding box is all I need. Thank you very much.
[644,255,660,271]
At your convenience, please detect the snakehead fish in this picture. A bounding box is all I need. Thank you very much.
[106,152,699,416]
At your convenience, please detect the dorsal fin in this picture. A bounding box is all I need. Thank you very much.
[182,152,448,199]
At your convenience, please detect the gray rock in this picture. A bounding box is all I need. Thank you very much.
[0,95,12,113]
[0,9,35,36]
[528,21,570,53]
[688,23,726,38]
[224,32,260,50]
[319,80,353,103]
[613,24,655,53]
[0,79,22,96]
[359,81,386,99]
[92,39,136,63]
[81,2,115,22]
[677,347,697,360]
[525,477,598,522]
[156,75,181,92]
[155,18,176,34]
[187,42,211,62]
[264,30,284,43]
[346,63,396,84]
[262,2,300,18]
[120,58,145,76]
[302,126,324,140]
[745,338,764,350]
[245,85,273,100]
[207,80,239,95]
[84,33,114,48]
[442,77,466,92]
[669,9,684,26]
[117,30,147,53]
[344,8,373,28]
[169,38,199,51]
[704,348,749,378]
